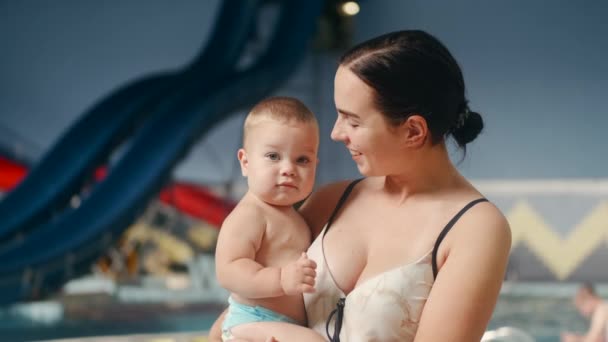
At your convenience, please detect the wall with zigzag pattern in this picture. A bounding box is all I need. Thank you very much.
[478,180,608,282]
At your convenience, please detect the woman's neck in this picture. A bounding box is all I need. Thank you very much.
[383,143,464,202]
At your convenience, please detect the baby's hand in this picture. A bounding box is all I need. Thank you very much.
[280,252,317,295]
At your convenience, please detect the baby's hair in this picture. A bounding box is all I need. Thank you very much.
[243,96,317,145]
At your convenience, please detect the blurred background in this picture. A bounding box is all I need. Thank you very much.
[1,1,607,341]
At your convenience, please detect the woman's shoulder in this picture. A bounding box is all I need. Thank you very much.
[299,179,360,237]
[305,179,362,208]
[451,198,512,251]
[315,179,362,197]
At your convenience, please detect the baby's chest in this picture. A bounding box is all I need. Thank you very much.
[262,219,310,255]
[267,226,309,248]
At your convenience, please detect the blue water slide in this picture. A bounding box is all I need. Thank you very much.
[0,0,323,304]
[0,0,259,244]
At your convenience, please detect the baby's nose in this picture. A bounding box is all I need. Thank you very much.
[281,162,296,176]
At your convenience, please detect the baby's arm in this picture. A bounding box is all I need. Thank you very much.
[215,205,315,298]
[216,205,281,297]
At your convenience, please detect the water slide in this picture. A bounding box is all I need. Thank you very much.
[0,155,236,227]
[0,156,27,192]
[0,0,323,305]
[0,0,256,243]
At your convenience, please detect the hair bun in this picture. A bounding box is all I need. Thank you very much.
[452,110,483,146]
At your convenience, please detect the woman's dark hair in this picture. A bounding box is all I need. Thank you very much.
[340,30,483,150]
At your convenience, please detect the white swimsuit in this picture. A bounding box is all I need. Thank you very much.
[303,179,487,341]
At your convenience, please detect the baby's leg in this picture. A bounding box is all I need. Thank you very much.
[230,321,325,342]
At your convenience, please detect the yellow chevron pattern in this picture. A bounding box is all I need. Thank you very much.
[507,200,608,279]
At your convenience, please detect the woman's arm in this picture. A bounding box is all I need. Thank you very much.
[414,202,512,341]
[299,180,353,238]
[208,308,228,342]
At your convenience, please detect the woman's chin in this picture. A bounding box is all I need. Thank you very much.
[356,165,373,177]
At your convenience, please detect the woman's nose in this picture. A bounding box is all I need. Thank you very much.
[330,120,345,142]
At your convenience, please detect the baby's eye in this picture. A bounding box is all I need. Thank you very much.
[296,156,311,164]
[265,152,280,161]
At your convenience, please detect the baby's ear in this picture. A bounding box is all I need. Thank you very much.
[237,148,248,177]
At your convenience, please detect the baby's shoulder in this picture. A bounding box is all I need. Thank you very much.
[222,199,267,228]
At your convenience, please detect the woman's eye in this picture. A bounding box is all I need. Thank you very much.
[266,153,280,161]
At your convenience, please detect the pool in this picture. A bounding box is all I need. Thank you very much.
[0,299,223,342]
[487,282,605,342]
[0,282,601,342]
[489,295,585,341]
[0,314,217,341]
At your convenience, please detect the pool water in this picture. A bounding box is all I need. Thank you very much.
[488,294,588,342]
[0,286,595,342]
[0,305,219,342]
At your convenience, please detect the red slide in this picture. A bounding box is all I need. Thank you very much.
[0,156,234,228]
[0,156,27,191]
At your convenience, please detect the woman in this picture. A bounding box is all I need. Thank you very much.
[210,29,511,341]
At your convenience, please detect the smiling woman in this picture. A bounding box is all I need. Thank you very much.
[293,30,511,342]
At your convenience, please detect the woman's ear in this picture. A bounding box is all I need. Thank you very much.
[402,114,429,148]
[237,148,248,176]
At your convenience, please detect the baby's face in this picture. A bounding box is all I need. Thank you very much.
[239,118,319,206]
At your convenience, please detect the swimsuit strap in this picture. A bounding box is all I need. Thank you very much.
[326,298,345,342]
[431,198,489,279]
[324,178,364,236]
[323,179,363,342]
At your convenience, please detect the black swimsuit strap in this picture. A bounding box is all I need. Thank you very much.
[431,198,489,279]
[323,179,362,342]
[326,298,345,342]
[324,178,363,236]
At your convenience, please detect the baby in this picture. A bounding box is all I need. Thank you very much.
[215,97,323,341]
